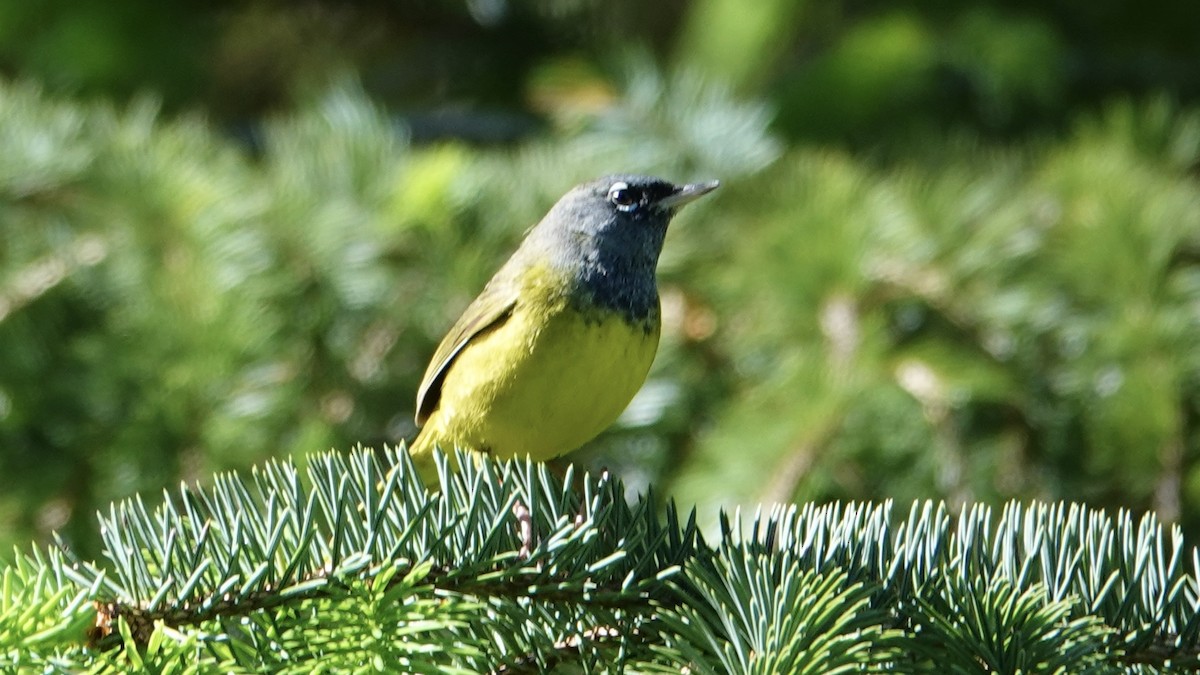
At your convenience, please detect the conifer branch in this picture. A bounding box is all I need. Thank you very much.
[5,447,1200,671]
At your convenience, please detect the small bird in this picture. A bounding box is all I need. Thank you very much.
[409,175,719,475]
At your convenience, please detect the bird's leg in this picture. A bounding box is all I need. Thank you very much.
[513,500,534,560]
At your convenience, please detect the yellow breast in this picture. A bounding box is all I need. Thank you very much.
[416,267,661,462]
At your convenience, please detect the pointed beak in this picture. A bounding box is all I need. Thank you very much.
[658,179,720,211]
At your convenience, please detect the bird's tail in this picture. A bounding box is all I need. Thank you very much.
[404,429,443,487]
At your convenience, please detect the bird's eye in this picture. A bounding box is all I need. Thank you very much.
[607,182,640,212]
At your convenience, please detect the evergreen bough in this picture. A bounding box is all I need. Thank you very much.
[2,447,1199,672]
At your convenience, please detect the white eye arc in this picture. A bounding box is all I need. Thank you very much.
[607,181,640,212]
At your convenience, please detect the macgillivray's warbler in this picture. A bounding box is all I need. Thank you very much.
[409,175,719,474]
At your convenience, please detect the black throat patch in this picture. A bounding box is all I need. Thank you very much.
[570,261,661,334]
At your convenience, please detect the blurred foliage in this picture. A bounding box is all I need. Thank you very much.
[679,101,1200,527]
[3,0,1199,138]
[2,0,1200,557]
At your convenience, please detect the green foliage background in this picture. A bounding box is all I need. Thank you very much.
[3,0,1200,557]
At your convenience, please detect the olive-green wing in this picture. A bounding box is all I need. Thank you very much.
[415,281,518,425]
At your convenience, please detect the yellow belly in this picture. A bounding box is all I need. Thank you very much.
[415,297,661,462]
